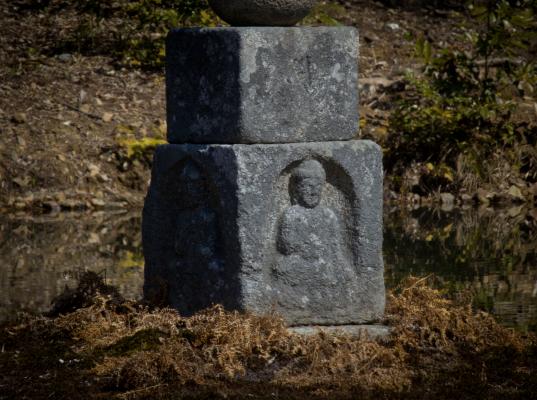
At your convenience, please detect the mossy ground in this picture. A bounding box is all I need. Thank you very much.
[1,274,535,399]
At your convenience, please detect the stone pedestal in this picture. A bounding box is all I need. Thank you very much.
[143,26,385,326]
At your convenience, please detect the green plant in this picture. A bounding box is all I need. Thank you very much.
[47,0,219,68]
[387,0,537,190]
[121,0,219,68]
[117,137,167,161]
[301,2,346,26]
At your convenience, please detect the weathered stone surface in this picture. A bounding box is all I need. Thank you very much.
[208,0,317,26]
[143,140,384,325]
[166,27,359,144]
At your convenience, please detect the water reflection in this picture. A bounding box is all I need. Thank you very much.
[1,207,536,332]
[0,212,144,322]
[384,206,537,332]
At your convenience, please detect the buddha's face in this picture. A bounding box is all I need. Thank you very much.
[291,160,325,209]
[167,161,208,209]
[295,175,323,208]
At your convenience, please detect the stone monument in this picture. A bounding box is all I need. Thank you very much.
[143,0,386,328]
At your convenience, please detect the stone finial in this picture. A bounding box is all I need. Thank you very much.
[208,0,317,26]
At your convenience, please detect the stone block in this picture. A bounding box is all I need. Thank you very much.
[166,27,359,144]
[143,140,384,325]
[289,325,391,339]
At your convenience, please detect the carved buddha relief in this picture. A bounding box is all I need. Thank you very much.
[173,161,221,268]
[168,159,224,313]
[272,159,356,313]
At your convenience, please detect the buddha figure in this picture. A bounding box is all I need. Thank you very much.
[273,159,355,314]
[170,160,224,314]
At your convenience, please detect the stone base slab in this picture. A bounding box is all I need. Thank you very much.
[143,140,384,325]
[288,325,390,339]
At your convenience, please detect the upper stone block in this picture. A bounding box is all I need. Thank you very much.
[166,27,359,144]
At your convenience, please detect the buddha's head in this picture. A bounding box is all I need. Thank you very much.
[291,159,325,208]
[163,160,208,209]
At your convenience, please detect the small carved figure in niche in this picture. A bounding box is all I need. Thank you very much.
[274,159,354,311]
[171,160,224,313]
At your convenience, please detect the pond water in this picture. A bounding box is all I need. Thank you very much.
[1,207,536,332]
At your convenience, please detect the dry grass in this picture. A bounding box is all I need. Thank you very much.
[1,274,535,399]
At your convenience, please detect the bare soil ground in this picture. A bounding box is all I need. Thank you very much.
[0,1,169,213]
[0,0,495,214]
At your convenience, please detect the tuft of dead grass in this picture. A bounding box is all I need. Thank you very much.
[1,274,535,399]
[386,276,525,351]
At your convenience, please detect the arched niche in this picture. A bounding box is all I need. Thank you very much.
[262,156,360,315]
[157,157,226,314]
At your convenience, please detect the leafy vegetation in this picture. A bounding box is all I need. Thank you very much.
[21,0,219,68]
[117,136,167,161]
[387,0,537,194]
[118,0,219,68]
[301,2,346,26]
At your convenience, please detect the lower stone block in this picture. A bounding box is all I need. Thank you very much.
[143,140,385,325]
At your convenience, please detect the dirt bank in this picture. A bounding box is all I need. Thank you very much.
[4,1,521,214]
